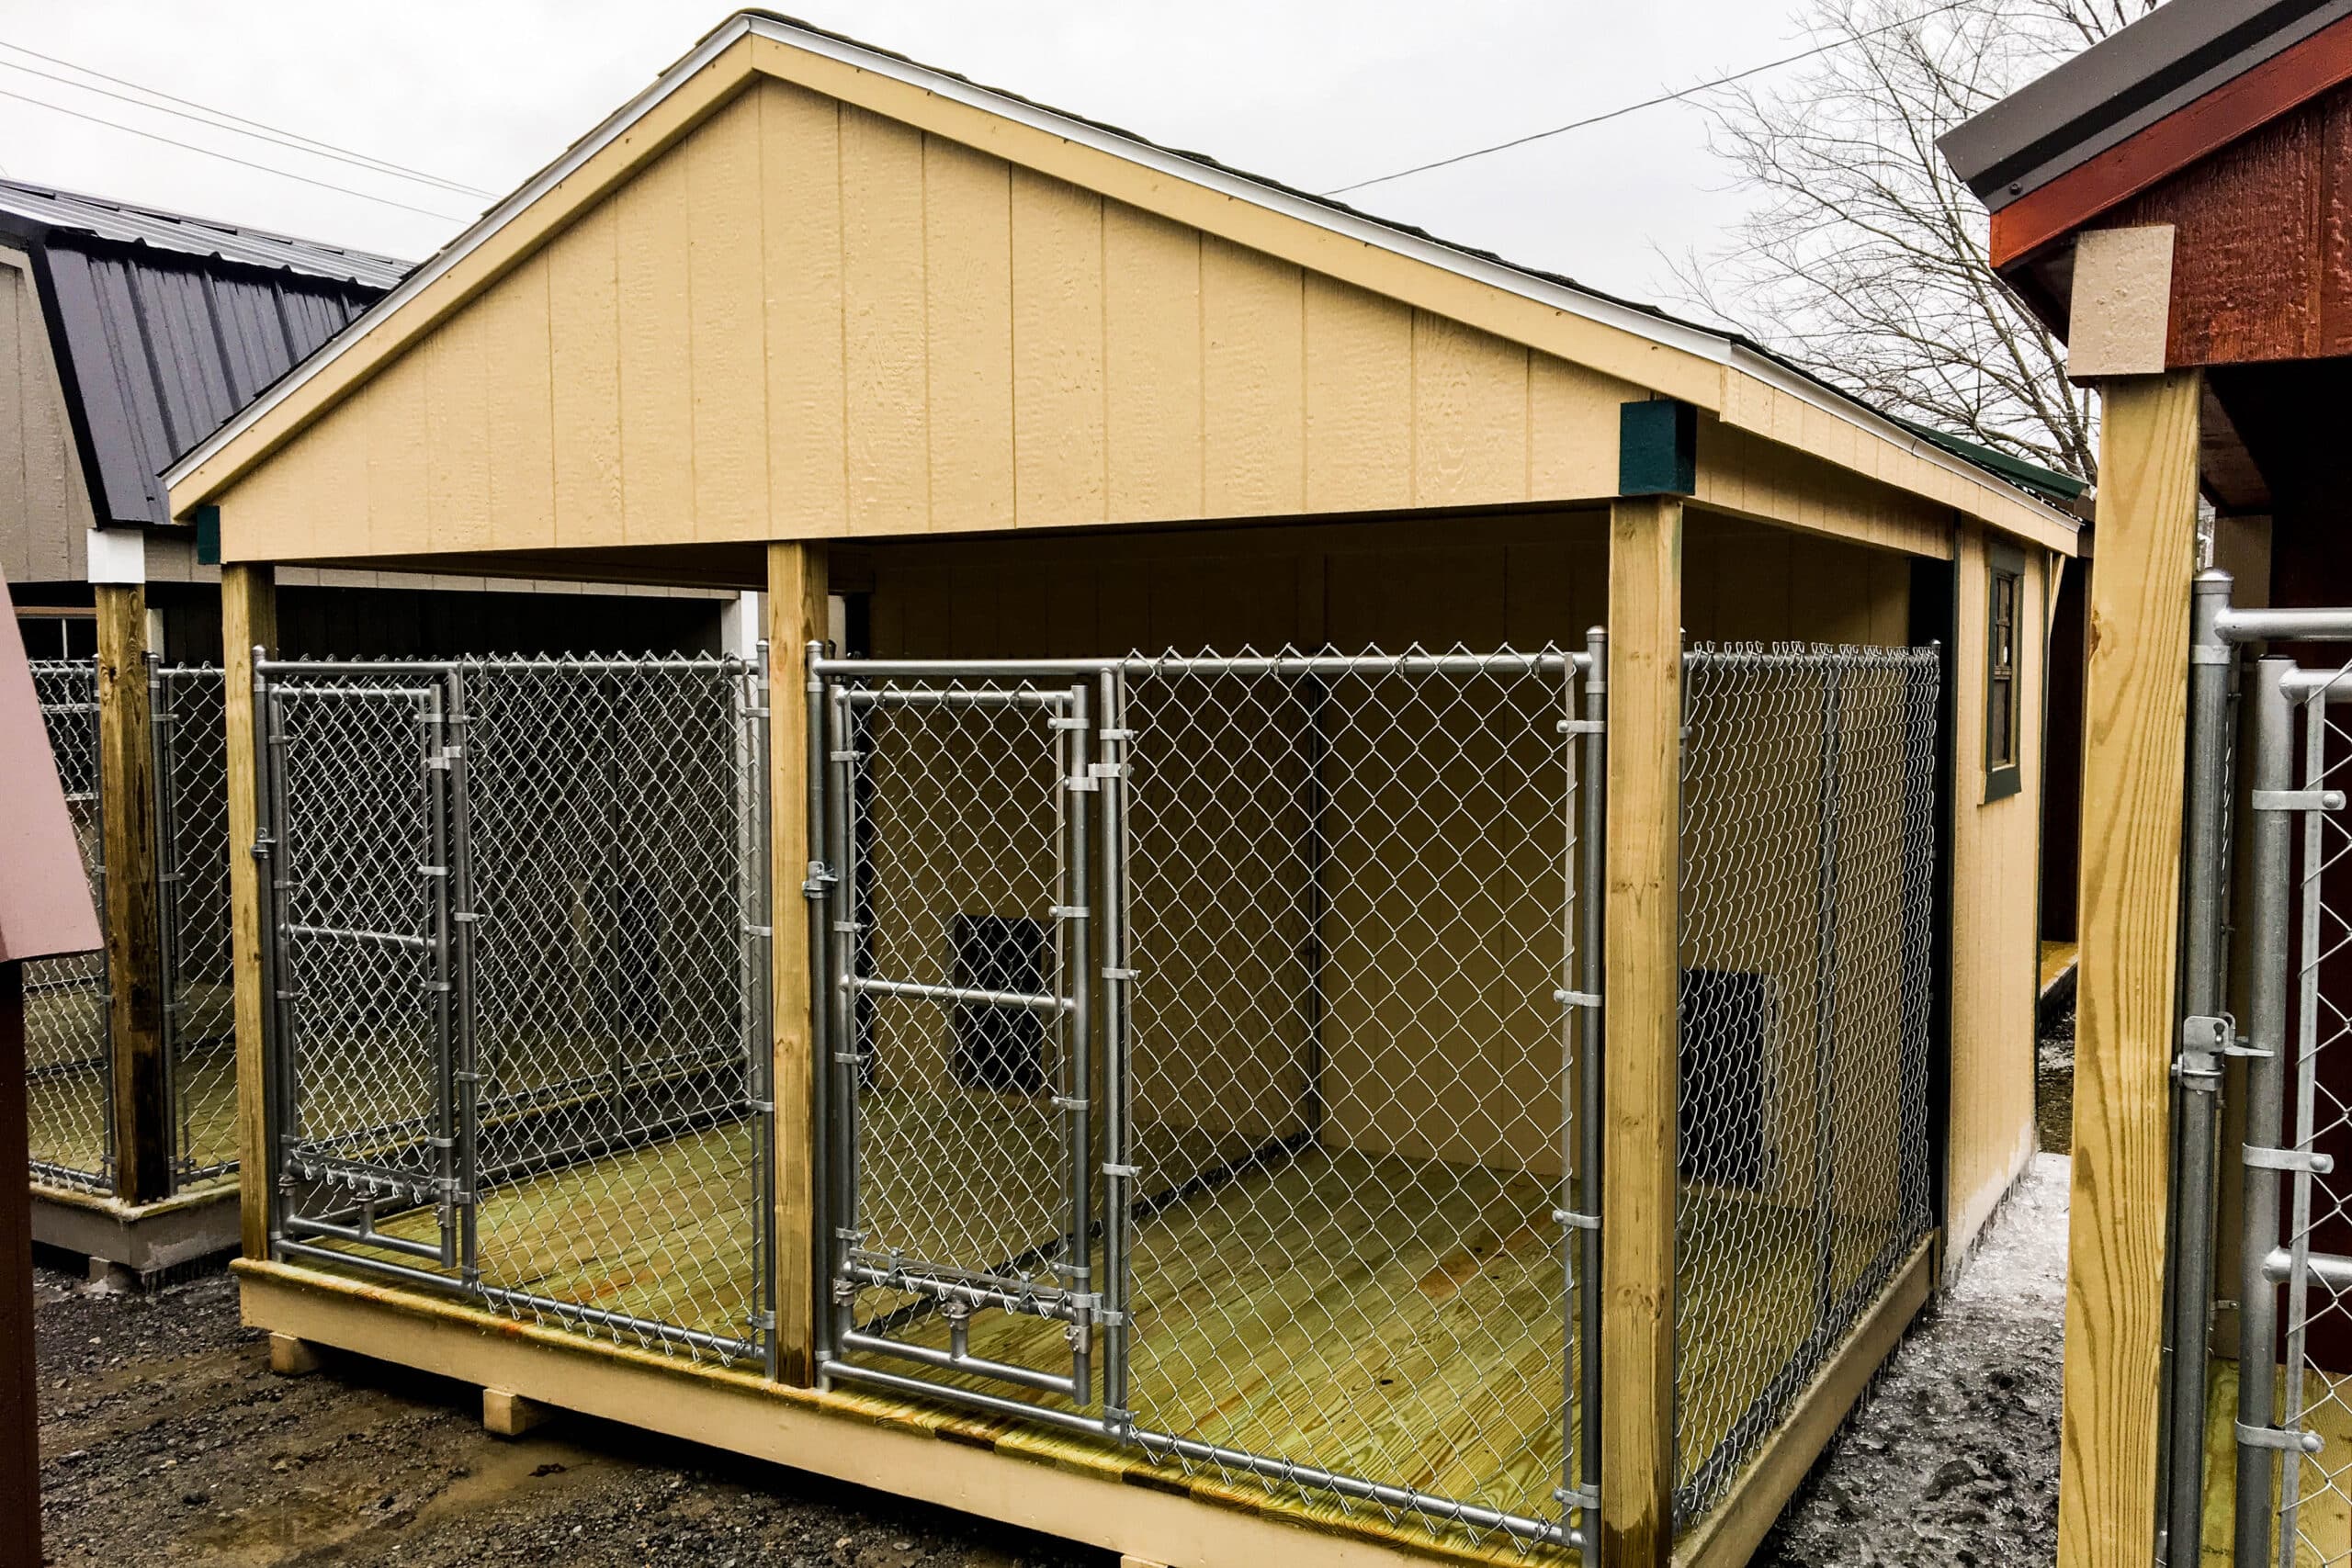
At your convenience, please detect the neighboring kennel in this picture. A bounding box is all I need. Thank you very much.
[163,15,2077,1567]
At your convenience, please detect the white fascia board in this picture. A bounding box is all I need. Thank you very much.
[85,525,145,584]
[168,12,2075,539]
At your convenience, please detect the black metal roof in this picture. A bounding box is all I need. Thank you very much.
[0,178,406,528]
[1939,0,2352,213]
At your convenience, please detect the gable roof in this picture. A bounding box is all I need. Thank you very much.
[0,178,404,529]
[1939,0,2352,266]
[164,11,2079,549]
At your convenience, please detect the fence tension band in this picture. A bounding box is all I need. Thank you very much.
[2238,1421,2326,1454]
[2245,1144,2336,1175]
[2252,788,2346,813]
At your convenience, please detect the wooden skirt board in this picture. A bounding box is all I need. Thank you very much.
[2199,1359,2352,1564]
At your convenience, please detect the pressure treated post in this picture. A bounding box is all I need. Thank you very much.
[96,582,169,1205]
[767,541,828,1386]
[222,563,277,1261]
[1600,492,1682,1568]
[2056,368,2200,1568]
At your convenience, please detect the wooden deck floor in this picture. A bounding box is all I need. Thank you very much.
[2199,1359,2352,1564]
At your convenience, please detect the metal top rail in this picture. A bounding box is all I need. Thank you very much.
[810,646,1597,682]
[255,651,752,676]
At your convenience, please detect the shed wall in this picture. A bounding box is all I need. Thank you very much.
[0,246,95,587]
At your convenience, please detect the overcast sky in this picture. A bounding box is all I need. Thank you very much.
[0,1,1838,317]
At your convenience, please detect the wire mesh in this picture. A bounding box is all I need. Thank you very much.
[25,659,110,1193]
[816,646,1598,1554]
[261,655,771,1369]
[1121,648,1593,1552]
[2271,664,2352,1564]
[156,666,238,1190]
[1673,642,1940,1521]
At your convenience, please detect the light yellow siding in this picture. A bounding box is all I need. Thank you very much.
[1947,523,2047,1260]
[213,80,1676,565]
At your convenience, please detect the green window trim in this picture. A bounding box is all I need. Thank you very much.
[1984,540,2025,803]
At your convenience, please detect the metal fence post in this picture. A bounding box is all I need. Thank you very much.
[2163,570,2233,1562]
[149,657,183,1188]
[1573,628,1608,1532]
[1809,653,1846,1345]
[2234,656,2297,1568]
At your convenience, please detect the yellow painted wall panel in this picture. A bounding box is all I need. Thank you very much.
[761,81,848,538]
[1527,353,1630,503]
[1412,311,1529,508]
[364,356,431,557]
[616,140,695,545]
[1302,274,1411,513]
[839,105,929,535]
[1011,167,1107,528]
[1200,235,1304,518]
[424,299,492,556]
[483,253,556,551]
[687,90,769,543]
[1102,202,1203,524]
[547,200,624,548]
[922,135,1014,534]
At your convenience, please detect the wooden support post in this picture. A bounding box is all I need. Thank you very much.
[96,583,169,1205]
[1600,493,1683,1568]
[266,1331,322,1377]
[2055,368,2200,1568]
[768,542,828,1387]
[482,1388,555,1438]
[223,564,277,1262]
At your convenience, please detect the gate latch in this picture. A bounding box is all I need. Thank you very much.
[803,859,835,900]
[2177,1015,2230,1092]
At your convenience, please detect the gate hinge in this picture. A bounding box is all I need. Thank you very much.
[1102,1162,1141,1179]
[1088,761,1128,781]
[2245,1144,2336,1175]
[1065,773,1099,793]
[2253,788,2346,813]
[1049,905,1090,919]
[2237,1421,2325,1454]
[1554,1483,1600,1511]
[1053,1095,1091,1112]
[1553,988,1602,1010]
[1554,1209,1600,1231]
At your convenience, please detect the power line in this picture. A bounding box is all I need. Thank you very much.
[0,84,471,221]
[0,40,495,199]
[1321,0,1981,197]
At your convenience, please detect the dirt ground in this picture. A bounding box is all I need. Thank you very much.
[30,1258,1102,1567]
[1752,1153,2070,1567]
[34,1160,2068,1567]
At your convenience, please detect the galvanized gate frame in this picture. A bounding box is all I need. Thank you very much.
[2167,575,2352,1568]
[806,645,1604,1554]
[253,652,775,1373]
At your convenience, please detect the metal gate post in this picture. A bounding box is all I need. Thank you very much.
[1575,628,1608,1530]
[150,658,187,1188]
[1098,665,1134,1439]
[820,679,860,1388]
[2235,656,2298,1568]
[2164,571,2233,1561]
[805,644,831,1377]
[254,660,289,1251]
[445,667,480,1288]
[1059,680,1094,1403]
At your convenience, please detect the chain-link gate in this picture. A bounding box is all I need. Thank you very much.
[257,653,774,1371]
[1674,644,1942,1521]
[812,644,1605,1555]
[26,659,110,1193]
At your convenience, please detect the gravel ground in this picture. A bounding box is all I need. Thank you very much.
[2038,1000,2077,1155]
[1752,1153,2069,1567]
[32,1258,1102,1567]
[35,1160,2068,1566]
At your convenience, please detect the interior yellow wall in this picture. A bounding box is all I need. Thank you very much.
[1946,523,2047,1264]
[215,78,1653,566]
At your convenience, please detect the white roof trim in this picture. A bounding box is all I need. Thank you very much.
[166,12,2075,537]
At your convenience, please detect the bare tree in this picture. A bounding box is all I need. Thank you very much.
[1673,0,2156,483]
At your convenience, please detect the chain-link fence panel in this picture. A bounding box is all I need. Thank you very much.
[260,655,771,1371]
[813,645,1601,1558]
[459,659,771,1365]
[156,666,237,1191]
[26,659,110,1193]
[1674,643,1939,1522]
[1121,648,1599,1555]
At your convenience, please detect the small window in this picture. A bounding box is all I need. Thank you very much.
[1985,544,2025,802]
